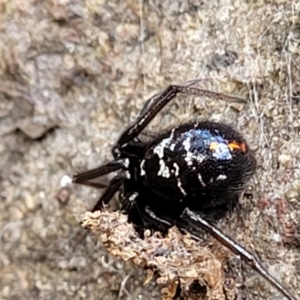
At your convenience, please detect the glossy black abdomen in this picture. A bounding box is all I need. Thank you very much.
[139,121,256,213]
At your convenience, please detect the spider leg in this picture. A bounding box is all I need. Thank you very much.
[144,206,207,238]
[120,191,139,212]
[72,158,128,184]
[181,208,297,300]
[119,191,149,234]
[144,206,174,229]
[116,83,247,147]
[138,79,204,117]
[72,181,108,189]
[92,171,127,211]
[121,195,172,233]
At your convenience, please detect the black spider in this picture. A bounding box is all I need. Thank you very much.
[73,80,297,300]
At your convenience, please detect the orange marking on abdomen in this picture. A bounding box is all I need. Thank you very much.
[228,141,247,153]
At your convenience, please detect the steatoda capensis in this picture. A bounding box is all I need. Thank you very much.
[73,80,297,300]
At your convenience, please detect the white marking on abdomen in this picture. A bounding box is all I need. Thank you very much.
[140,159,146,176]
[216,174,227,180]
[198,173,206,186]
[177,178,187,196]
[173,162,180,177]
[157,159,171,178]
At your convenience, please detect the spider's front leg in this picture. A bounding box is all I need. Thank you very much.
[116,81,247,147]
[138,79,202,117]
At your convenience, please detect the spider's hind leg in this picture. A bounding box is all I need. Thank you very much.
[181,208,297,300]
[141,207,297,300]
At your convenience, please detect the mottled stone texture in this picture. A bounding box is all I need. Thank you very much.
[1,1,300,300]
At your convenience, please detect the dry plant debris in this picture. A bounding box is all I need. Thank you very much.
[82,210,233,300]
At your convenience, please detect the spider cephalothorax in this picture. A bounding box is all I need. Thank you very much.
[73,80,296,300]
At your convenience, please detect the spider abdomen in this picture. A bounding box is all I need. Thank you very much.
[140,121,256,211]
